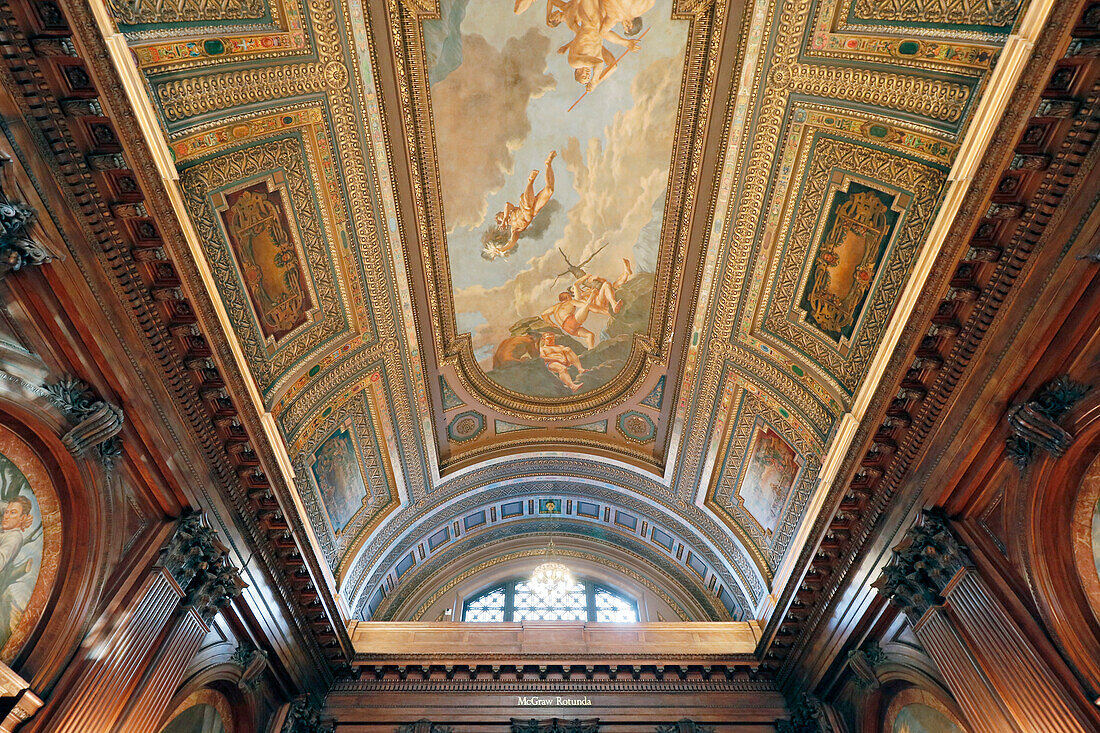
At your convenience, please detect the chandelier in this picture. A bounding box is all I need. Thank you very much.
[529,539,572,604]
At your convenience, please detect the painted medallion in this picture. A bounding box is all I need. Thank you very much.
[0,425,60,663]
[428,0,687,397]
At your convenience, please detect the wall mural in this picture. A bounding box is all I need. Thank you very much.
[159,704,227,733]
[429,0,684,397]
[891,703,962,733]
[0,425,60,663]
[1091,496,1100,586]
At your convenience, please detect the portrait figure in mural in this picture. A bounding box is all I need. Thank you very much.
[483,151,558,260]
[740,425,800,535]
[539,331,587,391]
[311,427,368,534]
[222,184,312,342]
[805,185,897,340]
[0,455,42,654]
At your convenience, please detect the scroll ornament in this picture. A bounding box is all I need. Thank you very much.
[44,376,123,465]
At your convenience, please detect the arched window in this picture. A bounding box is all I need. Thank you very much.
[462,579,638,622]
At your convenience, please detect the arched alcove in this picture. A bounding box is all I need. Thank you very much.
[158,688,236,733]
[0,389,117,693]
[378,531,724,622]
[1012,390,1100,693]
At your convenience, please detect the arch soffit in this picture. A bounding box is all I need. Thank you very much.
[350,483,759,620]
[377,531,724,622]
[1009,393,1100,693]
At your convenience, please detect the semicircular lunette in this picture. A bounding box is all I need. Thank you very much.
[350,488,757,623]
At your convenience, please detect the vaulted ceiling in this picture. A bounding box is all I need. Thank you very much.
[93,0,1034,622]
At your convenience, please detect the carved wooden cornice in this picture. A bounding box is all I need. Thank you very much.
[768,0,1100,684]
[0,0,350,678]
[342,663,772,687]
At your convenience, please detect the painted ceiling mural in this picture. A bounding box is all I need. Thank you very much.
[100,0,1028,621]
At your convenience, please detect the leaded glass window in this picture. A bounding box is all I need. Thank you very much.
[513,579,587,621]
[464,587,506,622]
[461,579,638,622]
[594,587,638,622]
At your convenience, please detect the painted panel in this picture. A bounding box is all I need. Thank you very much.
[310,424,369,535]
[219,180,314,344]
[738,423,803,538]
[430,0,685,398]
[799,181,901,343]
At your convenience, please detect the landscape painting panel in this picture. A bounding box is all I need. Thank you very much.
[738,424,802,537]
[310,425,368,535]
[219,180,313,343]
[427,0,687,397]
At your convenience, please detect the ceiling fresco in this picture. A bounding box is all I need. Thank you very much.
[98,0,1029,621]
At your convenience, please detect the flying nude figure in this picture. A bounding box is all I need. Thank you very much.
[482,151,557,260]
[513,0,653,93]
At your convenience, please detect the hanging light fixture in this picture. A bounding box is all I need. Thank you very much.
[529,538,572,604]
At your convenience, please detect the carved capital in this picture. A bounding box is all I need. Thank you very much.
[159,513,244,622]
[397,720,454,733]
[44,376,123,464]
[1005,375,1090,467]
[0,157,51,279]
[655,720,715,733]
[282,695,332,733]
[511,719,599,733]
[776,694,834,733]
[873,510,971,624]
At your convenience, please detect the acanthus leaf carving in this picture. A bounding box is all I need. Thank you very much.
[44,375,123,466]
